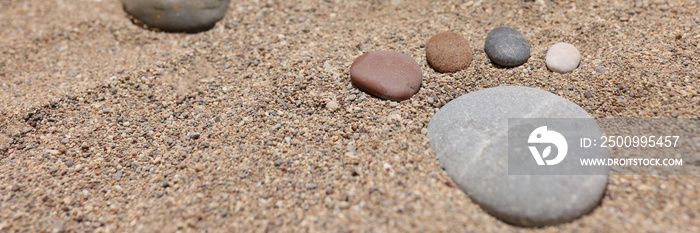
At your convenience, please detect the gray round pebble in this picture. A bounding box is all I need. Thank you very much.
[594,66,608,74]
[427,86,608,227]
[122,0,230,33]
[484,27,530,67]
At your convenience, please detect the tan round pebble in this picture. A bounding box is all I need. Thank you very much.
[545,42,581,73]
[426,31,473,73]
[350,51,422,101]
[326,100,340,111]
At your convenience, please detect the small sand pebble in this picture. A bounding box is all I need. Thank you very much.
[594,66,607,74]
[426,31,473,73]
[326,100,340,111]
[47,149,62,155]
[545,42,581,73]
[350,51,422,101]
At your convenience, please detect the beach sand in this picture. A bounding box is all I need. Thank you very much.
[1,0,698,232]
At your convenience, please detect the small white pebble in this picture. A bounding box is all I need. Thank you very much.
[421,128,428,134]
[47,149,62,155]
[346,94,356,101]
[326,100,339,111]
[545,42,581,73]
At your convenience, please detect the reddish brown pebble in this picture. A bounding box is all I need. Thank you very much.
[350,51,422,101]
[426,31,473,73]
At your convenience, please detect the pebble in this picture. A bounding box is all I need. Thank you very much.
[421,128,428,134]
[188,132,201,140]
[337,201,351,209]
[346,94,357,101]
[545,42,581,73]
[0,133,10,151]
[350,51,422,101]
[47,149,62,155]
[271,124,282,131]
[484,27,530,67]
[425,31,473,73]
[594,66,608,74]
[427,86,608,227]
[51,221,65,233]
[122,0,231,33]
[326,100,340,111]
[194,163,205,172]
[101,108,113,114]
[115,170,123,181]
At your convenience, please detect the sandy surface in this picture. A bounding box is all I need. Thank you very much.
[1,0,699,232]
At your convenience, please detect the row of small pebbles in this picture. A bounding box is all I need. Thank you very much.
[121,2,580,97]
[350,27,583,101]
[485,27,581,72]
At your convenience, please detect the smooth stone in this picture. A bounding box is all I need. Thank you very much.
[0,133,10,152]
[484,27,530,67]
[427,86,608,227]
[326,100,340,111]
[594,66,608,74]
[546,43,581,73]
[426,31,473,73]
[122,0,230,33]
[350,51,422,101]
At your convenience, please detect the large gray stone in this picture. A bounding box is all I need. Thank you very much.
[484,27,530,67]
[427,86,608,227]
[122,0,230,33]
